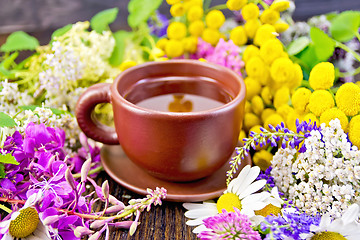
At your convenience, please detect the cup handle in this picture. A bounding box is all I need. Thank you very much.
[75,83,119,145]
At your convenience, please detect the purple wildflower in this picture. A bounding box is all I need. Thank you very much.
[256,167,276,189]
[198,208,261,240]
[148,11,169,37]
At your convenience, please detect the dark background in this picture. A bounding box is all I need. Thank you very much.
[0,0,359,36]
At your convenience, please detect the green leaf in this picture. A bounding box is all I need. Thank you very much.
[0,31,39,52]
[51,24,72,39]
[109,30,133,66]
[0,153,19,165]
[286,36,310,56]
[0,164,5,178]
[296,44,319,70]
[19,105,39,111]
[128,0,163,29]
[90,8,119,33]
[310,27,335,61]
[49,107,69,116]
[330,11,360,42]
[0,112,17,128]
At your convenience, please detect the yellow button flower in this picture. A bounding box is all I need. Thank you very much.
[335,82,360,117]
[165,39,184,58]
[291,87,312,113]
[274,20,290,33]
[187,5,204,22]
[261,86,273,105]
[244,77,261,100]
[251,95,264,115]
[270,57,295,84]
[238,129,246,144]
[167,22,187,40]
[253,150,273,171]
[245,56,269,80]
[277,104,294,121]
[260,9,280,25]
[230,26,248,46]
[264,113,285,131]
[260,38,284,65]
[182,36,198,53]
[286,63,303,90]
[349,115,360,148]
[156,38,169,50]
[184,0,203,10]
[308,90,335,116]
[243,45,260,62]
[202,28,221,45]
[273,86,290,109]
[320,108,348,131]
[254,24,277,46]
[261,108,276,123]
[308,62,335,90]
[244,113,261,132]
[189,20,205,37]
[242,3,259,20]
[205,10,225,29]
[245,100,252,113]
[270,0,291,12]
[170,3,186,17]
[166,0,181,5]
[285,109,301,132]
[244,19,261,39]
[119,60,137,71]
[226,0,248,11]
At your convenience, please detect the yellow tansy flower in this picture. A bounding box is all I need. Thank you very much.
[260,38,284,65]
[230,26,248,46]
[165,39,184,58]
[202,28,221,45]
[277,104,294,122]
[291,87,312,113]
[274,87,290,109]
[226,0,247,11]
[308,62,335,90]
[270,57,295,84]
[253,150,273,171]
[254,24,277,46]
[260,9,280,25]
[243,45,260,62]
[166,0,181,5]
[189,20,205,37]
[170,3,186,17]
[320,108,348,132]
[264,113,285,131]
[349,115,360,148]
[335,82,360,117]
[270,0,291,12]
[308,90,335,116]
[238,129,247,145]
[244,113,261,132]
[182,36,198,53]
[245,56,269,81]
[205,10,225,29]
[286,63,303,90]
[242,3,259,20]
[274,20,290,33]
[119,60,137,71]
[261,108,276,123]
[184,0,203,10]
[245,100,252,113]
[187,5,204,22]
[244,77,261,100]
[156,38,169,51]
[244,19,261,39]
[251,95,264,116]
[167,22,187,40]
[261,86,273,105]
[286,109,301,132]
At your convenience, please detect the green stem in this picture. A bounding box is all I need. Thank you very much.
[203,0,212,11]
[72,166,104,179]
[335,41,360,62]
[0,203,12,213]
[206,3,227,13]
[337,65,360,77]
[355,31,360,43]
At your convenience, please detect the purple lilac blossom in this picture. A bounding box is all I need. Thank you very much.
[198,208,261,240]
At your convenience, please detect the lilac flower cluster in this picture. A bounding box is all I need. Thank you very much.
[260,209,321,240]
[194,38,244,75]
[198,208,261,240]
[226,120,319,184]
[0,122,166,239]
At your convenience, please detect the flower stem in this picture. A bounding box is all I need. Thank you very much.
[72,166,103,179]
[0,203,12,214]
[0,197,26,205]
[337,65,360,78]
[206,4,227,13]
[335,41,360,62]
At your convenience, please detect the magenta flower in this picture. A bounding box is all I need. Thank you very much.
[197,208,261,240]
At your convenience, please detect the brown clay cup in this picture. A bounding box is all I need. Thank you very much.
[75,60,246,182]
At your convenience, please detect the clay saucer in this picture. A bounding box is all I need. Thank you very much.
[101,145,251,202]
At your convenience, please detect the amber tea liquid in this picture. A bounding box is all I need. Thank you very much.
[124,76,233,113]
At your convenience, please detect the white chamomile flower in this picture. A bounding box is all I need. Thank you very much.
[0,193,51,240]
[301,204,360,240]
[183,165,269,233]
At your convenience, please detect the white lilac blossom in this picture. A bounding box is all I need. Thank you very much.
[271,119,360,217]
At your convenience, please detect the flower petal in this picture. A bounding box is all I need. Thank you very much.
[227,165,251,193]
[238,180,266,199]
[231,166,261,196]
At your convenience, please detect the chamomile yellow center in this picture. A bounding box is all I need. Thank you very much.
[254,204,281,217]
[216,192,242,213]
[9,207,39,238]
[311,231,347,240]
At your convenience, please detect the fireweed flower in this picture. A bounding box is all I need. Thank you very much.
[197,208,261,240]
[183,165,269,233]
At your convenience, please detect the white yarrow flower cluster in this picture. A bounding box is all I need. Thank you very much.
[271,119,360,218]
[0,80,33,116]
